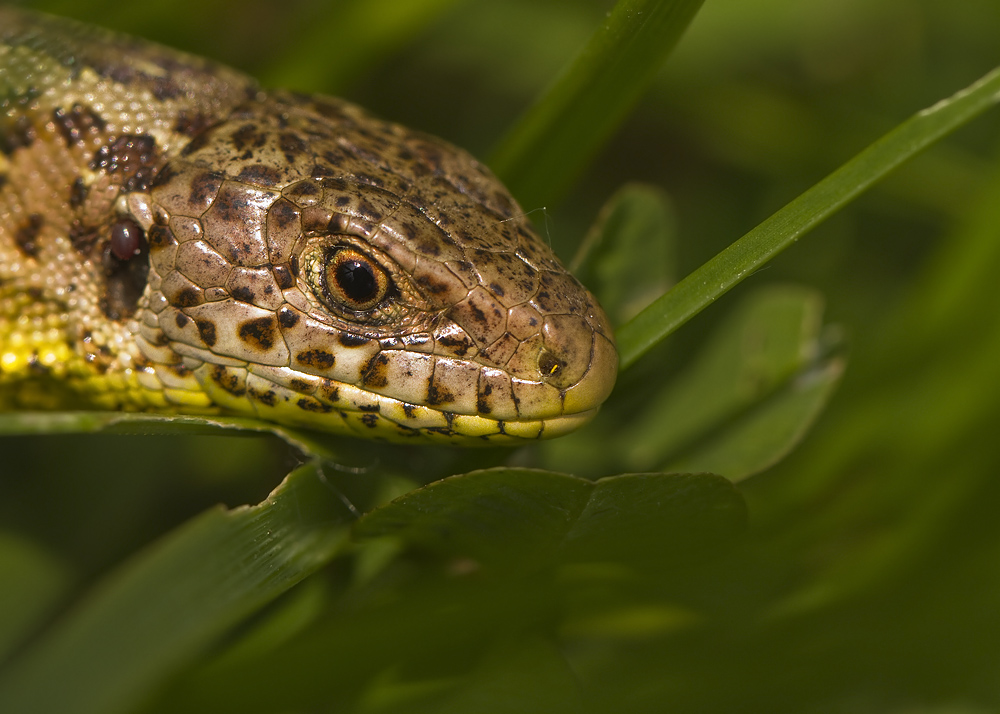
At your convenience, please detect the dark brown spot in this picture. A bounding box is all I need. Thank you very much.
[361,353,390,388]
[297,398,332,413]
[402,403,416,419]
[253,388,277,406]
[277,307,300,328]
[212,365,246,396]
[319,379,340,403]
[147,225,174,248]
[0,115,37,155]
[310,163,338,180]
[15,214,43,257]
[278,131,307,160]
[173,288,202,308]
[230,285,255,304]
[356,199,383,222]
[296,349,335,369]
[358,404,380,413]
[179,128,214,156]
[427,380,454,406]
[436,333,472,357]
[195,319,217,346]
[175,312,190,328]
[238,316,278,350]
[477,382,493,415]
[273,264,294,289]
[187,171,224,207]
[467,302,488,326]
[91,134,160,192]
[269,198,299,229]
[414,236,442,257]
[230,123,267,152]
[210,184,250,222]
[51,104,107,147]
[338,332,369,347]
[236,163,283,187]
[95,59,184,100]
[398,220,419,241]
[174,111,215,137]
[416,274,450,295]
[69,177,88,208]
[360,413,379,428]
[292,179,321,196]
[289,378,313,392]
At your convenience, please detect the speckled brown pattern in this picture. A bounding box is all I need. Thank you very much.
[0,8,617,442]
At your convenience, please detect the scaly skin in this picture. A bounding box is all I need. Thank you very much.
[0,9,617,444]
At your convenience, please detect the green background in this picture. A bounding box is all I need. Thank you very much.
[3,0,1000,711]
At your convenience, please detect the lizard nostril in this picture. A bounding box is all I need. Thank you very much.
[538,349,566,381]
[539,315,594,389]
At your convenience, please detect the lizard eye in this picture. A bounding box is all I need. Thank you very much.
[309,245,391,313]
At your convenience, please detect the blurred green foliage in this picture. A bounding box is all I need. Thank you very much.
[3,0,1000,712]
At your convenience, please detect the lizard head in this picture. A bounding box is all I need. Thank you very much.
[128,94,617,443]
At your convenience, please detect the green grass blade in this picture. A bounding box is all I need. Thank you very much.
[0,463,353,714]
[489,0,705,208]
[616,65,1000,370]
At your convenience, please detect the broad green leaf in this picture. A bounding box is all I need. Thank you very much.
[0,534,69,664]
[354,468,592,573]
[571,183,676,326]
[0,462,353,714]
[354,467,746,573]
[558,472,746,567]
[665,357,842,481]
[616,64,1000,370]
[623,286,843,480]
[149,470,744,712]
[490,0,706,208]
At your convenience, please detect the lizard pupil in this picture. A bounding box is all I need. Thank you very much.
[336,260,377,302]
